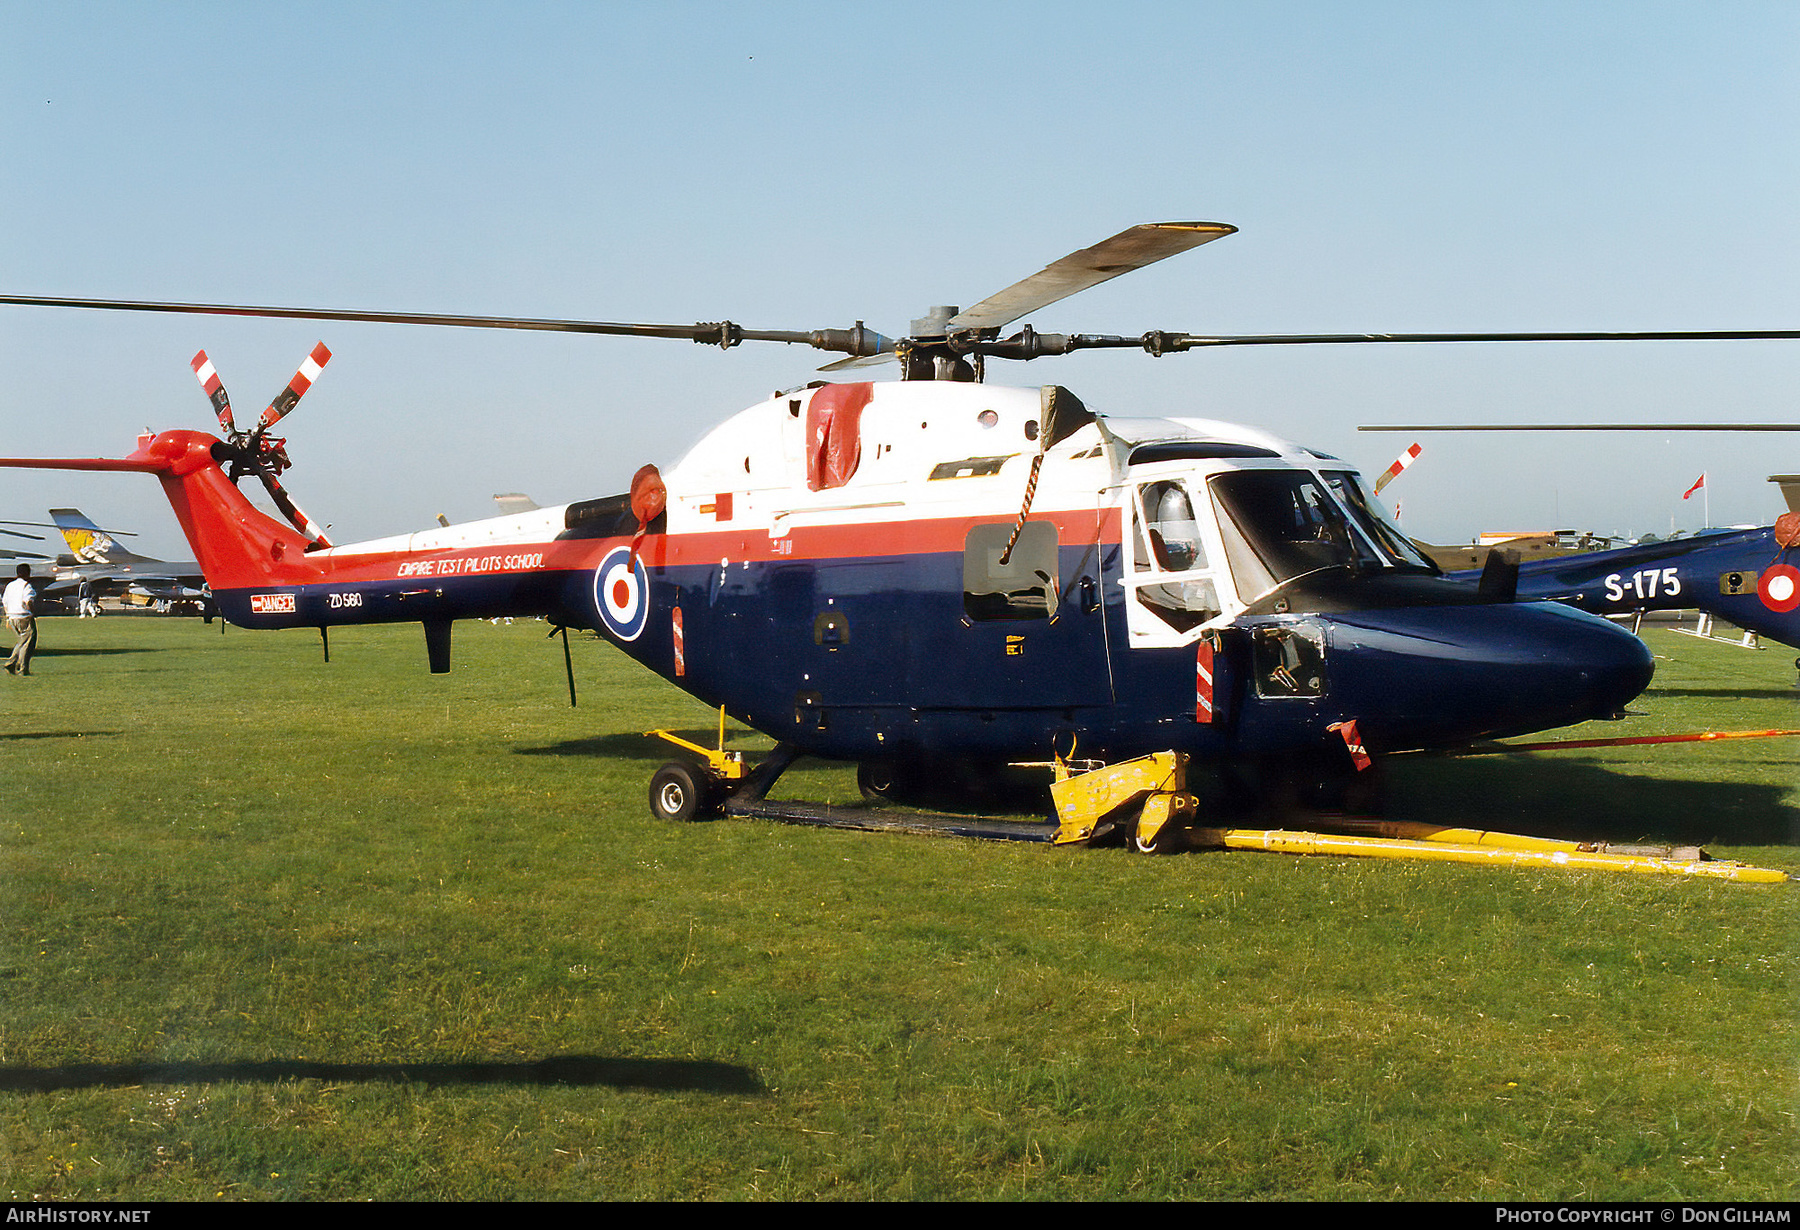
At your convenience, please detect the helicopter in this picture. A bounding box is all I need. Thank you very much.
[2,221,1793,835]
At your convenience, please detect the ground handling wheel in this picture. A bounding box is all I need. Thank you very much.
[1130,819,1172,855]
[648,760,720,822]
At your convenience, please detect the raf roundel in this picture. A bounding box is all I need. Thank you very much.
[595,546,652,641]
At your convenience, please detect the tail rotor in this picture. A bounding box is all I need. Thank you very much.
[188,344,335,549]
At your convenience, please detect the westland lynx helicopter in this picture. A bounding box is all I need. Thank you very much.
[3,222,1796,865]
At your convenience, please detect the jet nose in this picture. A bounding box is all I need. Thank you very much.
[1323,602,1654,749]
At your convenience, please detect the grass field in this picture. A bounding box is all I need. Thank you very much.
[2,615,1795,1200]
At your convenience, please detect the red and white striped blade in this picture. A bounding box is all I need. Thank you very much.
[259,469,332,549]
[190,350,238,436]
[1372,442,1422,494]
[256,342,331,432]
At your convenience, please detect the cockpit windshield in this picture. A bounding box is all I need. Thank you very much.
[1208,469,1431,591]
[1325,472,1438,572]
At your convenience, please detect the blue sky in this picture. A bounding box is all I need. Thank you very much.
[2,1,1794,556]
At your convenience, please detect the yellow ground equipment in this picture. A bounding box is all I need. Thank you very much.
[646,707,749,822]
[1046,750,1788,882]
[1049,750,1196,852]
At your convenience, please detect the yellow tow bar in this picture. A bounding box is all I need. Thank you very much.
[1204,828,1788,884]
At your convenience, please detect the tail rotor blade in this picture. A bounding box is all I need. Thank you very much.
[190,350,238,436]
[257,342,331,433]
[258,469,332,549]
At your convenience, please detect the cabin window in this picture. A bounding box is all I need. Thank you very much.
[1126,480,1222,635]
[963,521,1058,621]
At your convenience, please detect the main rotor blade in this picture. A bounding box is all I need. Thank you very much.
[1360,423,1800,431]
[816,351,899,372]
[1161,328,1800,349]
[947,222,1237,334]
[0,294,887,355]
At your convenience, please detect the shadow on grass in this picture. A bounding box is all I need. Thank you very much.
[518,733,1799,842]
[32,646,163,657]
[0,730,121,741]
[0,1054,763,1095]
[1650,687,1800,700]
[1387,754,1800,847]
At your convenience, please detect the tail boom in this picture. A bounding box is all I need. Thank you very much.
[1,429,602,632]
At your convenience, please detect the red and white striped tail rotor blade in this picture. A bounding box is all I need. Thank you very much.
[256,342,331,432]
[190,350,239,436]
[259,470,333,550]
[1373,442,1422,494]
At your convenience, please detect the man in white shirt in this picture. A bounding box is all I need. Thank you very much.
[5,563,37,676]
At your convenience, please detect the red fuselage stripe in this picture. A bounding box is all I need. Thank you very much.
[297,506,1126,585]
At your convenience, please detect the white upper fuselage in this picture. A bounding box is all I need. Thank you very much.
[314,380,1378,646]
[663,381,1315,534]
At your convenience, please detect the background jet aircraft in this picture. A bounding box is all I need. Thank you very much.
[30,508,210,609]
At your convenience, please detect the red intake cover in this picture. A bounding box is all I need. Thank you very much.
[630,464,667,528]
[806,383,874,491]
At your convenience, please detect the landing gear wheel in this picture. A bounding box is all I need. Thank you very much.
[649,761,714,822]
[857,761,902,803]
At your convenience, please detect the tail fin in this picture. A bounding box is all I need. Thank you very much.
[1771,475,1800,515]
[49,508,156,564]
[493,493,541,516]
[4,432,328,602]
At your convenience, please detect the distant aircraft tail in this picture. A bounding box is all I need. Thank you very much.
[493,493,541,516]
[48,507,158,565]
[1770,475,1800,514]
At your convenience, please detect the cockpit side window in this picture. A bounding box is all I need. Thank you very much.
[1143,480,1205,571]
[1126,480,1222,637]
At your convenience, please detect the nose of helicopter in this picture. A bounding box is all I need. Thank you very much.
[1322,601,1655,749]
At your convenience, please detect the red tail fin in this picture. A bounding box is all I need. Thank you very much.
[0,430,327,592]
